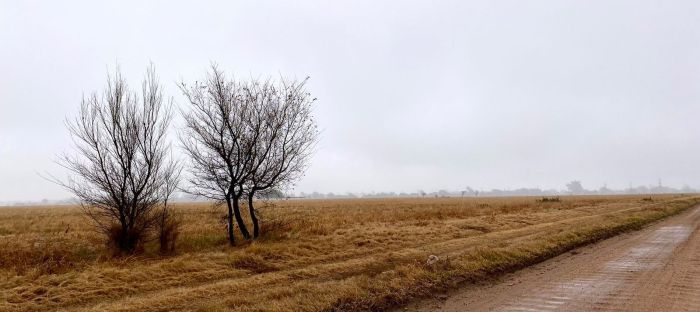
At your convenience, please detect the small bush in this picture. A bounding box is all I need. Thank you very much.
[159,216,181,255]
[107,224,144,255]
[537,197,561,203]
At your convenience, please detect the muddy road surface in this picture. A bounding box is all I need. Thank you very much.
[403,205,700,312]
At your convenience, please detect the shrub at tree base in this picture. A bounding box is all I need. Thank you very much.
[159,217,181,255]
[107,224,144,255]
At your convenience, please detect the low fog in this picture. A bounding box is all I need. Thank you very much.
[1,1,699,202]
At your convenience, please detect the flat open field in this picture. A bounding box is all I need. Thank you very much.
[1,195,699,311]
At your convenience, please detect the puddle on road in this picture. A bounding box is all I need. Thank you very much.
[498,225,692,312]
[605,226,691,272]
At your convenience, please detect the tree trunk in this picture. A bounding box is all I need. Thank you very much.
[248,193,259,238]
[116,214,135,252]
[225,196,235,246]
[232,195,251,239]
[120,225,130,251]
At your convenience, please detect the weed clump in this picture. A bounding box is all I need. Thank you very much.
[158,216,181,255]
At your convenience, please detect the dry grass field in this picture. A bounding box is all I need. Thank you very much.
[1,194,699,311]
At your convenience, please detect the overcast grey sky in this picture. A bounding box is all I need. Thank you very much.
[1,0,699,201]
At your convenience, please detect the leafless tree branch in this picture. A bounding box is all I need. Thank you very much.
[57,64,180,253]
[179,66,318,242]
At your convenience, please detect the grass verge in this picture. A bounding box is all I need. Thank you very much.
[328,196,700,311]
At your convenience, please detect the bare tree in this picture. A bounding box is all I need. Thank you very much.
[179,66,259,244]
[179,66,318,243]
[243,77,318,238]
[58,65,180,253]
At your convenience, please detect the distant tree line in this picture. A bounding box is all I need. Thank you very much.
[292,181,698,199]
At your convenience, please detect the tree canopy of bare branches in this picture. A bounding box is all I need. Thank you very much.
[180,66,318,244]
[58,66,180,253]
[243,77,318,238]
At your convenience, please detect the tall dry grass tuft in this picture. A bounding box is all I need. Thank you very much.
[158,215,181,255]
[228,253,279,273]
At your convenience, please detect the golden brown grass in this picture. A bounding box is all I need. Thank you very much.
[1,194,699,311]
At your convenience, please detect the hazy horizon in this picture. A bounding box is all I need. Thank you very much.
[2,1,700,202]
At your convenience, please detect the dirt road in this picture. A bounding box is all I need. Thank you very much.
[403,205,700,312]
